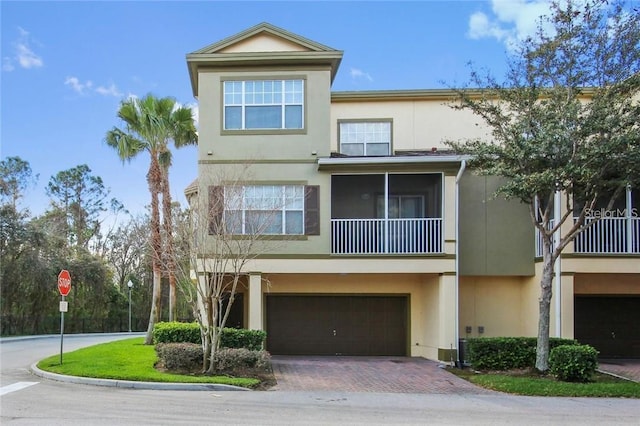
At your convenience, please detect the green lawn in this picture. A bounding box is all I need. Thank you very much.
[449,368,640,398]
[37,337,259,388]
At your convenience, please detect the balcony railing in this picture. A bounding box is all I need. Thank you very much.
[574,217,640,254]
[535,219,555,258]
[331,218,442,254]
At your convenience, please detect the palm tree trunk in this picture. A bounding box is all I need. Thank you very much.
[144,156,163,345]
[161,169,177,322]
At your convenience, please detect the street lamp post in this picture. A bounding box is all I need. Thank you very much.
[127,280,133,333]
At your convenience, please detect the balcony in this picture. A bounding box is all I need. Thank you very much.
[330,173,443,255]
[535,217,640,256]
[574,217,640,254]
[331,218,443,254]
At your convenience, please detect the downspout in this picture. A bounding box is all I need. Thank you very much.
[554,188,562,337]
[455,160,466,366]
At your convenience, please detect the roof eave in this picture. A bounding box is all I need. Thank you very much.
[317,155,472,171]
[187,51,343,97]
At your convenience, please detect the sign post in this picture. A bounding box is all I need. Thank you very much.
[58,270,71,364]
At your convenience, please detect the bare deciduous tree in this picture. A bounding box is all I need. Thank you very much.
[175,165,295,374]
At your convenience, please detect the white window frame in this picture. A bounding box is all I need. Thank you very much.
[339,121,391,156]
[224,185,304,235]
[223,79,304,130]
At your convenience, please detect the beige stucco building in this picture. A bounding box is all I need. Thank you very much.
[185,23,640,362]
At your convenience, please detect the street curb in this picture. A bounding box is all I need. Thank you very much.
[30,363,251,391]
[1,332,146,344]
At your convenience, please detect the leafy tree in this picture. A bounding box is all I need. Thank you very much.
[45,164,115,250]
[0,207,62,335]
[0,156,38,211]
[103,214,150,290]
[105,94,197,343]
[448,0,640,371]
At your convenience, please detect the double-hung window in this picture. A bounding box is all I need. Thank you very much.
[224,185,305,235]
[224,79,304,130]
[339,121,391,156]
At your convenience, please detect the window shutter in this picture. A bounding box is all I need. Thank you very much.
[208,186,223,235]
[304,185,320,235]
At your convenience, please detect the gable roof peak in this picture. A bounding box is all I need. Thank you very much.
[191,22,339,55]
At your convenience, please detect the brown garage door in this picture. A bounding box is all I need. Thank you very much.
[575,296,640,358]
[266,295,408,356]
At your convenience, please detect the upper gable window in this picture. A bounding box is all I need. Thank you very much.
[224,79,304,130]
[339,121,391,156]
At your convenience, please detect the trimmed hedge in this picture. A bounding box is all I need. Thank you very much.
[153,322,266,350]
[549,344,599,382]
[213,348,271,376]
[221,328,266,351]
[155,342,202,372]
[467,337,577,370]
[153,322,200,344]
[155,344,272,377]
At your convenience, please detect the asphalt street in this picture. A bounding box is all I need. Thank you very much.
[1,334,639,425]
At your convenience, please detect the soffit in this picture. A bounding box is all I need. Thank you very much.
[317,155,470,173]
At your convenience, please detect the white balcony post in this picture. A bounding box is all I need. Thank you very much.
[384,173,389,254]
[626,185,633,254]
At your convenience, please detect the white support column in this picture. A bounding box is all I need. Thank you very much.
[554,189,562,337]
[438,273,457,363]
[561,274,575,339]
[248,272,263,331]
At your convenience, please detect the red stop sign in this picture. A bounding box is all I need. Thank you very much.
[58,270,71,296]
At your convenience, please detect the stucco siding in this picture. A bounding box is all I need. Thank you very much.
[574,273,640,294]
[198,68,332,161]
[459,174,534,276]
[330,100,491,153]
[459,276,527,338]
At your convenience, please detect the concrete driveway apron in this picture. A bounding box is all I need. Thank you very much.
[270,356,493,394]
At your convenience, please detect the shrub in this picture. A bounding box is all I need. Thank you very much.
[155,342,203,373]
[153,322,266,350]
[467,337,577,370]
[549,344,599,382]
[213,348,272,378]
[153,322,201,344]
[220,328,266,351]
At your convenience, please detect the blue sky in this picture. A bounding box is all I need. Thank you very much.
[1,0,556,221]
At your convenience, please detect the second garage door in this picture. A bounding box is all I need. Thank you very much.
[575,296,640,358]
[266,295,408,356]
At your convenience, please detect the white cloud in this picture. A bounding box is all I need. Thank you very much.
[65,76,93,95]
[188,103,199,129]
[65,77,124,98]
[468,11,509,40]
[95,83,123,97]
[2,58,15,72]
[350,68,373,82]
[467,0,554,51]
[3,27,44,71]
[16,42,44,69]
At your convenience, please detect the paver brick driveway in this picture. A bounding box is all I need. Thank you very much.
[270,356,492,394]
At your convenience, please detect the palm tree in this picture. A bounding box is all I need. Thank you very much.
[105,94,197,343]
[158,105,197,322]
